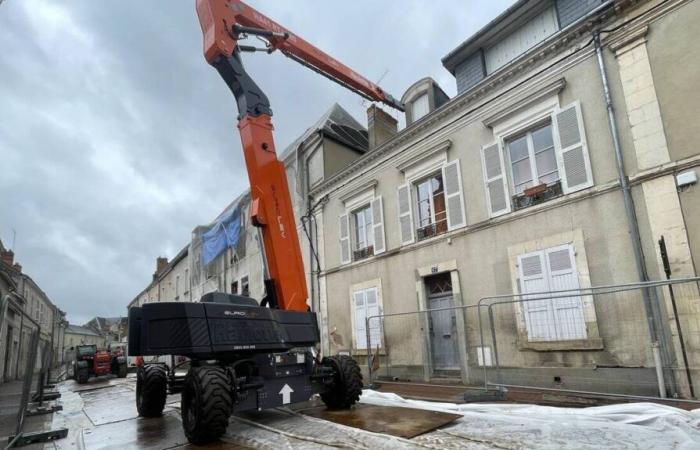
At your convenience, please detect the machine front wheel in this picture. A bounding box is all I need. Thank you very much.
[181,366,232,445]
[136,364,167,417]
[320,355,363,409]
[76,368,89,384]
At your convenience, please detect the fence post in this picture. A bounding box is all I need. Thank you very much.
[365,315,373,387]
[488,305,501,386]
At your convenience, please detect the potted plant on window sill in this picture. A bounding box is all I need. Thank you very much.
[523,183,547,197]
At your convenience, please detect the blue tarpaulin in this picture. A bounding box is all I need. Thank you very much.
[202,203,242,266]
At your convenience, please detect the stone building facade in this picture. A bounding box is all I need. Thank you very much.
[311,0,700,398]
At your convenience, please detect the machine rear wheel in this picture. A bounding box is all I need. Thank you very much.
[136,364,167,417]
[76,368,89,384]
[181,366,232,445]
[320,355,363,409]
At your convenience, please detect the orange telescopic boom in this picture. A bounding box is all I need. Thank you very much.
[195,0,404,312]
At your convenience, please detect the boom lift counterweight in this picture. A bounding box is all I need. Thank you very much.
[128,0,404,444]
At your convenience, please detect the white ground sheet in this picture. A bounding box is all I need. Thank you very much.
[221,390,700,449]
[360,390,700,449]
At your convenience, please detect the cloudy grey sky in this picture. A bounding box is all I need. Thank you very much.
[0,0,511,324]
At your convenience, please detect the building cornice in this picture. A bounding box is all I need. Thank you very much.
[311,4,621,198]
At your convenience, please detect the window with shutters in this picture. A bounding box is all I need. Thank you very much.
[340,195,385,265]
[240,275,249,297]
[506,121,563,209]
[352,287,383,350]
[414,172,448,241]
[518,244,586,342]
[482,101,593,217]
[400,159,466,244]
[351,204,374,260]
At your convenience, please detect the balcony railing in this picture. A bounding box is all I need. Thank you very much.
[512,181,562,211]
[353,245,374,261]
[416,219,448,241]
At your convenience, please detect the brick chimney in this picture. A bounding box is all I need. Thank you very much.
[12,263,21,273]
[155,257,168,277]
[367,105,397,151]
[1,249,14,267]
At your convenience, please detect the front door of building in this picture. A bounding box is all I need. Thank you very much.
[426,273,459,371]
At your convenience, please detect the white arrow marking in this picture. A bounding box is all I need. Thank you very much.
[279,383,294,404]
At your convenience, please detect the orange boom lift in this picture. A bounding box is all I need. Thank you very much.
[196,0,404,312]
[128,1,403,444]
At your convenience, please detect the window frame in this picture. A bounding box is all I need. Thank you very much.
[411,170,448,241]
[349,280,384,353]
[505,119,560,196]
[411,92,430,122]
[351,204,374,252]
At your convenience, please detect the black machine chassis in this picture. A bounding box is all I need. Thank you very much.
[128,293,353,415]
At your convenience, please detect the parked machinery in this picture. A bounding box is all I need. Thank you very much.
[128,0,403,444]
[73,344,127,383]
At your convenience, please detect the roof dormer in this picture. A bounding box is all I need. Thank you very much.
[401,77,450,126]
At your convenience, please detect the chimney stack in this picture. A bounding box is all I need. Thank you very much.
[367,105,397,151]
[1,249,14,267]
[155,257,169,277]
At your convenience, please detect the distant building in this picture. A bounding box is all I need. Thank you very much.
[0,241,67,383]
[127,103,369,316]
[84,316,128,345]
[64,325,106,349]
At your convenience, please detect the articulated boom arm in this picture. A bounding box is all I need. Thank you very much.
[196,0,403,312]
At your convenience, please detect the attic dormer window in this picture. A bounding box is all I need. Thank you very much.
[412,93,429,122]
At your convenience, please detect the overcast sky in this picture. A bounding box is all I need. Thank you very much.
[0,0,511,324]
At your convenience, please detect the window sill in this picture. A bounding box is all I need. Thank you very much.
[351,348,387,356]
[517,337,603,352]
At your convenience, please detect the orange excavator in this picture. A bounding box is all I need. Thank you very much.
[127,0,403,444]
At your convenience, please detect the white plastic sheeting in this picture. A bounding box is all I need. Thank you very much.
[360,390,700,449]
[219,390,700,449]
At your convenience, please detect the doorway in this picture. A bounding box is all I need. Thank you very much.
[425,272,459,371]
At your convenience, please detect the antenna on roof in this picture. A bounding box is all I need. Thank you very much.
[360,69,390,109]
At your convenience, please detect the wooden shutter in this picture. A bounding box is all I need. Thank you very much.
[518,251,557,341]
[442,159,466,230]
[353,291,367,349]
[339,213,351,265]
[365,288,382,349]
[396,184,414,245]
[481,142,511,217]
[544,245,586,340]
[553,101,593,193]
[371,197,386,254]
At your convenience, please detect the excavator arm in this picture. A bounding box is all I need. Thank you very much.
[195,0,403,312]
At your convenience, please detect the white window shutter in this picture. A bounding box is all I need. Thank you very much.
[353,291,366,349]
[544,245,586,340]
[339,213,351,265]
[518,251,556,341]
[481,142,511,217]
[365,288,382,349]
[553,101,593,194]
[442,159,466,230]
[371,196,386,255]
[396,184,414,245]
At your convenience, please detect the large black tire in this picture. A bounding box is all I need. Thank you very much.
[320,355,363,409]
[181,366,232,445]
[136,365,167,417]
[76,368,89,384]
[117,363,127,378]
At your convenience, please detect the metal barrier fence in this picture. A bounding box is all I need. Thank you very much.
[366,277,700,401]
[0,295,67,448]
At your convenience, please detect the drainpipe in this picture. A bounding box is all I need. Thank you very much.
[593,32,667,398]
